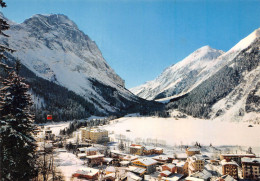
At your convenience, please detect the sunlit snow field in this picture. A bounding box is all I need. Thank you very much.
[103,116,260,147]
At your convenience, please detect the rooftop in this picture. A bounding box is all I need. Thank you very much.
[220,159,239,167]
[74,168,99,176]
[221,153,255,157]
[133,157,157,166]
[86,154,104,159]
[161,170,172,176]
[241,157,260,163]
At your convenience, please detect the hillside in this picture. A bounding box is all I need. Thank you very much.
[167,28,260,122]
[130,46,224,100]
[0,13,162,122]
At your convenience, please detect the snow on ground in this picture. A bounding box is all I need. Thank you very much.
[103,116,260,147]
[54,151,85,181]
[43,122,71,136]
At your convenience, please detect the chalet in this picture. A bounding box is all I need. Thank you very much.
[153,155,171,164]
[122,154,139,161]
[241,157,260,180]
[86,154,104,166]
[220,159,239,180]
[172,160,188,176]
[72,168,99,180]
[129,144,144,155]
[143,146,155,155]
[85,147,99,155]
[154,147,164,154]
[132,158,158,174]
[161,163,176,173]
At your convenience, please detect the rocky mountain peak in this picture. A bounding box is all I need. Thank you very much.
[23,14,78,29]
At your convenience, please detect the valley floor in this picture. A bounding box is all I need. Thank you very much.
[103,116,260,148]
[43,115,260,180]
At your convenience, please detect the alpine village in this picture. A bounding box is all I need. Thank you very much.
[0,0,260,181]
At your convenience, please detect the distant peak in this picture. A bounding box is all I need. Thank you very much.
[24,13,78,29]
[194,45,224,55]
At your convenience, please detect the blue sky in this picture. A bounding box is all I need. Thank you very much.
[2,0,260,88]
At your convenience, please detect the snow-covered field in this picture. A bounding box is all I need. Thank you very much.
[54,151,85,181]
[43,122,71,135]
[103,116,260,147]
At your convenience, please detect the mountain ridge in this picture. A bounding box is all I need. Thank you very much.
[130,45,225,100]
[0,13,162,122]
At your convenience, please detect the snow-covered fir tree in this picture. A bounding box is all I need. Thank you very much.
[0,0,14,80]
[0,63,37,179]
[0,1,37,180]
[0,61,37,180]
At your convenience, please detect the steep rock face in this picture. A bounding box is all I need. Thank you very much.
[167,29,260,122]
[130,46,224,100]
[5,14,124,88]
[0,13,159,121]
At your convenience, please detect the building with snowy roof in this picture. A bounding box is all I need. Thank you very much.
[220,153,256,166]
[220,159,239,180]
[241,157,260,180]
[161,163,176,173]
[187,155,205,175]
[186,147,201,157]
[72,168,99,180]
[172,160,188,176]
[129,144,144,155]
[153,155,170,163]
[80,127,109,143]
[128,166,146,176]
[160,170,172,177]
[154,147,164,154]
[189,169,212,180]
[122,154,139,161]
[132,158,158,174]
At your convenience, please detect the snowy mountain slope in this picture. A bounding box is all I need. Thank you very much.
[130,46,224,100]
[167,28,260,121]
[0,13,161,120]
[131,28,260,101]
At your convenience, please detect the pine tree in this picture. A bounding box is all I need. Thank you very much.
[0,61,37,180]
[0,0,14,75]
[0,2,37,179]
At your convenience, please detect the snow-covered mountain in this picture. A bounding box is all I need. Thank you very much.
[0,13,159,121]
[130,46,225,100]
[167,28,260,122]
